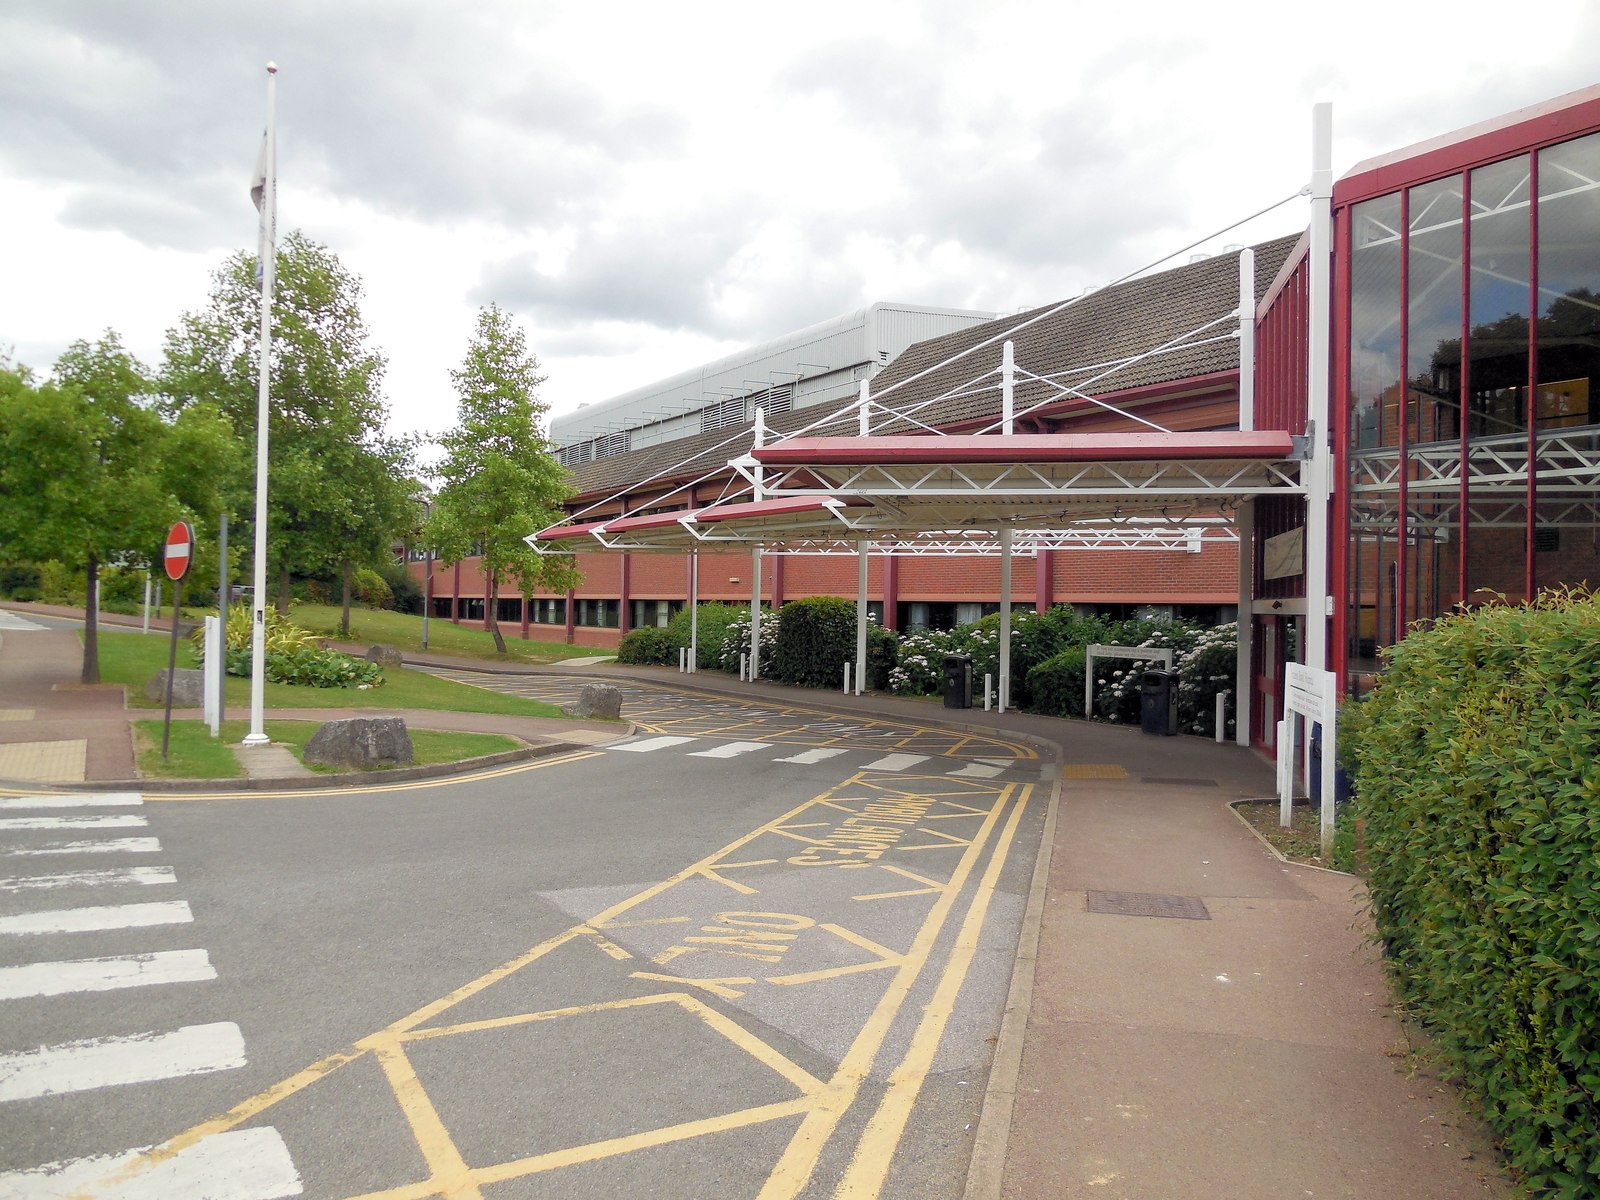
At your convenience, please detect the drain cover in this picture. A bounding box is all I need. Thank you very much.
[1086,890,1211,920]
[1140,776,1220,786]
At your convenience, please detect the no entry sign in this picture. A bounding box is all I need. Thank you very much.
[163,521,194,582]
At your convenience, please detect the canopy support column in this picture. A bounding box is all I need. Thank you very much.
[1305,102,1333,675]
[689,550,699,674]
[856,540,869,695]
[1236,499,1254,747]
[1001,341,1015,433]
[1238,249,1255,433]
[999,524,1013,712]
[750,546,762,681]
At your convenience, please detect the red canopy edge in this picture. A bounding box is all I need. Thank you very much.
[751,431,1298,466]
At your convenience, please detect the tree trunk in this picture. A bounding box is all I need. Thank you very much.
[488,574,506,655]
[81,550,101,685]
[340,558,353,638]
[276,564,291,614]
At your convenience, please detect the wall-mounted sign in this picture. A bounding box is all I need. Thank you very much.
[1263,526,1304,580]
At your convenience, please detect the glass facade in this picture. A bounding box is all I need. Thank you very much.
[1344,130,1600,693]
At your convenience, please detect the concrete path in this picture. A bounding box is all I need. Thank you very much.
[0,602,1516,1197]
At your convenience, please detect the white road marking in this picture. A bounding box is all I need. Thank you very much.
[687,741,770,759]
[0,793,143,809]
[0,1022,247,1101]
[0,815,148,831]
[772,748,850,765]
[610,736,697,753]
[948,762,1005,778]
[0,1125,302,1198]
[10,837,161,856]
[0,901,194,936]
[0,611,49,631]
[0,949,216,1000]
[860,753,930,772]
[0,867,176,893]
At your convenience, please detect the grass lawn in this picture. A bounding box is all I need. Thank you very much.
[134,718,522,780]
[289,604,597,665]
[96,630,567,719]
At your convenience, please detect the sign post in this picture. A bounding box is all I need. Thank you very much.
[1278,662,1340,859]
[161,521,193,762]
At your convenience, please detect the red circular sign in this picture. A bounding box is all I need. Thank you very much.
[163,521,194,582]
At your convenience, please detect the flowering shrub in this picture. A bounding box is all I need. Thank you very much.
[888,629,954,695]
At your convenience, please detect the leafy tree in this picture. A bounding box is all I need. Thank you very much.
[161,230,414,618]
[0,334,237,682]
[425,305,578,654]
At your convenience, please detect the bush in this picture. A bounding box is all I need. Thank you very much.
[353,567,393,609]
[950,610,1065,709]
[377,561,424,615]
[888,628,953,695]
[1027,647,1089,717]
[666,602,747,671]
[1345,588,1600,1196]
[1,563,42,598]
[36,561,83,606]
[617,626,677,665]
[718,606,776,673]
[865,623,898,690]
[770,596,859,688]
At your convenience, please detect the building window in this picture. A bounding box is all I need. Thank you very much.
[575,599,619,628]
[530,598,566,625]
[629,599,681,628]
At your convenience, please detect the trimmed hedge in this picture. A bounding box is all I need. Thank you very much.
[1346,589,1600,1197]
[771,596,857,688]
[666,602,747,672]
[617,626,676,665]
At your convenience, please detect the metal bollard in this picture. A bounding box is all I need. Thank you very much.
[1215,691,1228,743]
[984,673,992,711]
[843,663,852,695]
[740,653,748,682]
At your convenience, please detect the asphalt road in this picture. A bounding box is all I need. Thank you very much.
[0,676,1052,1198]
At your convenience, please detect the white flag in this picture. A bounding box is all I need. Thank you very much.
[250,130,268,212]
[250,128,275,286]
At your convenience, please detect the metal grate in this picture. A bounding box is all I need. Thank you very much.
[1086,890,1211,920]
[1140,776,1220,787]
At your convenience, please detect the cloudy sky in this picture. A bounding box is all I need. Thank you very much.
[2,1,1595,461]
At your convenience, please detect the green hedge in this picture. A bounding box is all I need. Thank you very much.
[666,602,747,672]
[617,626,676,665]
[770,596,856,687]
[1346,589,1600,1197]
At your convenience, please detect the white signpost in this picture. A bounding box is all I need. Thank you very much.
[202,616,223,737]
[1279,662,1340,858]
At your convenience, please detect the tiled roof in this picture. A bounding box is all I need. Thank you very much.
[564,232,1304,504]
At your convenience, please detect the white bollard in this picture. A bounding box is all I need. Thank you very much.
[984,673,993,711]
[142,576,152,635]
[740,653,748,682]
[679,646,687,673]
[843,663,852,695]
[999,673,1009,714]
[1216,692,1228,743]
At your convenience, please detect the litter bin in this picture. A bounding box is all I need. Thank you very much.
[942,653,973,709]
[1139,668,1178,736]
[1308,724,1352,805]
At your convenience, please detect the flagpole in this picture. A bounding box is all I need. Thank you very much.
[243,61,277,747]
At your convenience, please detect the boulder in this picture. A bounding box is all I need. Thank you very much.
[145,668,206,707]
[303,716,414,769]
[365,644,404,668]
[562,683,623,720]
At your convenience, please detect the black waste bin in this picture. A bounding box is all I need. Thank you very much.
[1139,668,1178,736]
[942,653,973,709]
[1308,723,1353,805]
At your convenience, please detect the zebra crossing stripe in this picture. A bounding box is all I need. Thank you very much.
[860,753,930,772]
[773,748,850,765]
[10,836,161,856]
[0,793,143,809]
[688,741,770,759]
[0,814,148,831]
[0,866,176,893]
[0,1125,301,1198]
[0,1022,247,1101]
[0,949,216,1000]
[610,736,697,753]
[0,900,193,936]
[948,762,1005,778]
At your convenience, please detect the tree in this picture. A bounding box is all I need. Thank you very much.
[425,305,578,654]
[161,230,414,616]
[0,334,237,682]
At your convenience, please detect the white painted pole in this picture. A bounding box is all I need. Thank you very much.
[689,551,699,673]
[142,575,151,635]
[1305,101,1334,679]
[843,663,851,695]
[740,653,747,682]
[1215,692,1227,743]
[1278,717,1294,826]
[855,539,869,695]
[243,62,278,748]
[984,673,992,711]
[1236,499,1254,748]
[998,525,1013,712]
[858,380,870,436]
[1238,249,1256,433]
[750,546,762,681]
[1001,341,1015,434]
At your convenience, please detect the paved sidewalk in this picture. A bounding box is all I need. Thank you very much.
[0,603,1514,1197]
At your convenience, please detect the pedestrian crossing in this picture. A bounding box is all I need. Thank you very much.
[0,791,301,1198]
[604,733,1026,779]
